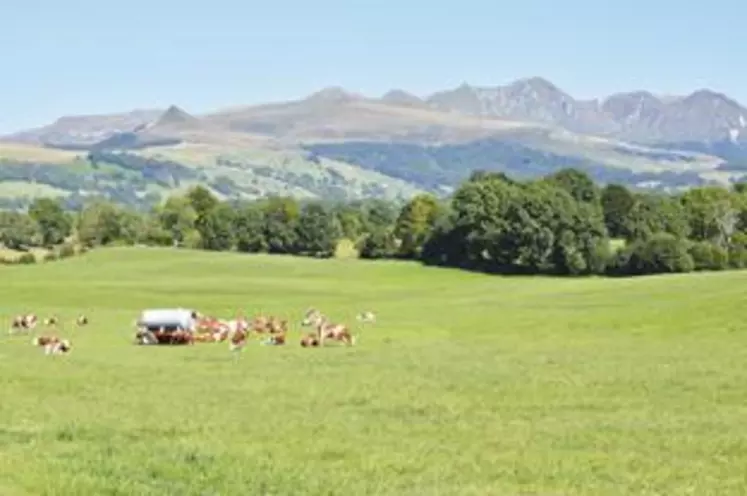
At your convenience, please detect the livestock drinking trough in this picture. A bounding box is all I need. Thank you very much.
[135,308,198,345]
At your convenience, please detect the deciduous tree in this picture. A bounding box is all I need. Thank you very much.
[28,198,71,246]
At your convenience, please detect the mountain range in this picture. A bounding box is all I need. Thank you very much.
[1,76,746,210]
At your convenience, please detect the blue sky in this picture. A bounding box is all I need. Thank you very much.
[2,0,744,133]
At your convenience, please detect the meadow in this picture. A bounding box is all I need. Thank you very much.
[1,247,746,495]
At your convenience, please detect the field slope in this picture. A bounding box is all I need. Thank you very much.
[1,248,746,495]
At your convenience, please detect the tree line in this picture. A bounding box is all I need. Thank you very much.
[2,168,747,276]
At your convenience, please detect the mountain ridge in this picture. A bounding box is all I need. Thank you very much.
[0,77,745,211]
[5,77,746,147]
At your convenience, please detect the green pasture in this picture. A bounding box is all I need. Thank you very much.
[0,247,746,495]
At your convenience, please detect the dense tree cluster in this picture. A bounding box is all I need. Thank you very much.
[2,169,747,276]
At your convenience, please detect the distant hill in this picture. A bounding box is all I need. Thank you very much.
[1,77,746,210]
[380,89,427,108]
[4,109,163,148]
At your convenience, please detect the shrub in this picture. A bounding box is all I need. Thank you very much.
[588,240,613,275]
[183,231,202,250]
[43,252,58,262]
[608,233,694,276]
[728,232,747,269]
[17,253,37,264]
[58,243,76,258]
[107,239,133,247]
[605,245,634,277]
[627,234,694,275]
[689,241,729,271]
[358,229,398,259]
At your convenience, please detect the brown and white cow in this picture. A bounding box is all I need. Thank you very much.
[10,314,37,334]
[193,315,226,342]
[260,324,287,346]
[168,329,194,345]
[249,315,288,336]
[32,335,72,355]
[250,315,271,334]
[302,309,355,346]
[268,317,288,335]
[228,328,248,352]
[300,332,319,347]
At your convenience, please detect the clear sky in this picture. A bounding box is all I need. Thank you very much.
[2,0,745,133]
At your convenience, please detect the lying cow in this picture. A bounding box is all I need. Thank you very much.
[168,329,194,345]
[261,332,286,346]
[302,309,355,346]
[10,314,37,334]
[300,332,319,347]
[33,336,72,355]
[135,328,158,345]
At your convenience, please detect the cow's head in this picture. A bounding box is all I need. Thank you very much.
[301,308,322,327]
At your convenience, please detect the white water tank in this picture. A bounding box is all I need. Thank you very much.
[137,308,196,331]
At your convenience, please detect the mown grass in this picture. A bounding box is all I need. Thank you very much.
[1,247,746,495]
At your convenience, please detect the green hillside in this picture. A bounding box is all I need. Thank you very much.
[0,143,424,210]
[1,248,746,494]
[0,136,728,211]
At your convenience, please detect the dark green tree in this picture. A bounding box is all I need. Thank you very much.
[543,168,600,204]
[615,233,694,276]
[393,194,443,258]
[186,185,219,219]
[623,193,690,242]
[186,186,221,247]
[158,195,198,246]
[358,228,398,259]
[0,211,38,250]
[295,202,341,257]
[28,198,72,246]
[198,203,235,251]
[77,201,127,247]
[362,199,398,233]
[262,196,300,254]
[680,186,739,246]
[332,203,365,241]
[233,203,267,253]
[601,184,635,238]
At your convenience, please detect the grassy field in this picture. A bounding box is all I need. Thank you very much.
[1,248,746,495]
[0,143,80,163]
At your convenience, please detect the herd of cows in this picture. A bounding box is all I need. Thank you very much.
[9,313,88,355]
[7,309,376,356]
